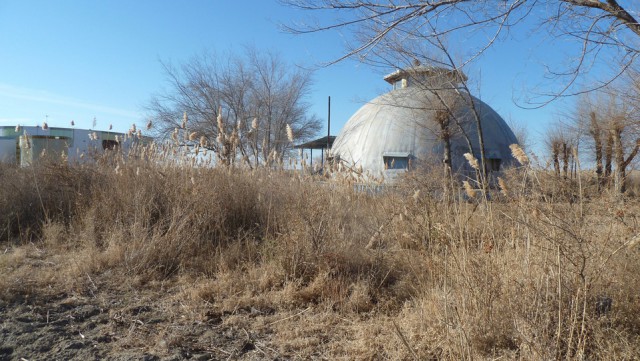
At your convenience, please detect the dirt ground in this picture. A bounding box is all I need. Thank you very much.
[1,283,338,361]
[0,241,407,361]
[1,288,269,360]
[0,267,391,361]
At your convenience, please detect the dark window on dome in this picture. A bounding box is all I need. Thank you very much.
[486,158,501,172]
[384,156,409,170]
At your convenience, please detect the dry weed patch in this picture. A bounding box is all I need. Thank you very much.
[1,149,639,359]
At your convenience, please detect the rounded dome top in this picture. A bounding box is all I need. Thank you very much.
[331,86,518,179]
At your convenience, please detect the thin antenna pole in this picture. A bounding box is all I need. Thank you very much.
[327,96,331,154]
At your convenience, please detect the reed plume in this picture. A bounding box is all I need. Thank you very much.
[463,181,476,198]
[509,144,529,166]
[217,111,224,135]
[286,124,294,143]
[463,153,479,170]
[498,177,508,197]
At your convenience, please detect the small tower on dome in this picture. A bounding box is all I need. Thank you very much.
[383,64,468,90]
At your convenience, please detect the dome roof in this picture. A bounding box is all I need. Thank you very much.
[331,86,518,179]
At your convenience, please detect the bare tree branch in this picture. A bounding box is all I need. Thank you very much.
[146,48,321,167]
[283,0,640,100]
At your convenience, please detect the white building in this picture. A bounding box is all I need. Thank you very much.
[331,66,519,181]
[0,126,150,166]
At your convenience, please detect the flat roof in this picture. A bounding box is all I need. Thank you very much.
[383,66,468,84]
[294,135,336,150]
[0,125,128,135]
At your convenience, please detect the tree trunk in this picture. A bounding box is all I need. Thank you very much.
[612,122,624,193]
[562,143,570,179]
[620,139,640,194]
[552,141,561,177]
[472,105,488,194]
[605,131,613,179]
[589,112,603,189]
[436,110,452,179]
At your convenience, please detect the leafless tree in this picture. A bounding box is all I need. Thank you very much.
[147,48,321,167]
[434,109,453,176]
[546,125,574,179]
[400,80,473,178]
[574,91,640,192]
[610,115,640,193]
[283,0,640,102]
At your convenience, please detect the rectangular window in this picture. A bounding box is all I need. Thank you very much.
[486,158,501,172]
[383,156,409,170]
[383,152,412,170]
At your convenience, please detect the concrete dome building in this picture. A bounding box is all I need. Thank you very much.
[331,66,518,181]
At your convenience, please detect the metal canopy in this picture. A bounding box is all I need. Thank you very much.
[293,135,336,150]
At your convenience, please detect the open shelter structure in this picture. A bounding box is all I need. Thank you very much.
[294,135,336,169]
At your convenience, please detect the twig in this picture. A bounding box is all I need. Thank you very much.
[393,321,419,361]
[265,307,311,326]
[255,340,279,357]
[85,272,97,297]
[211,346,232,355]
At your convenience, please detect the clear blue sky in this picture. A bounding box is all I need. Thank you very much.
[0,0,614,155]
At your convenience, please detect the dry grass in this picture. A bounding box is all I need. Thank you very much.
[1,146,639,359]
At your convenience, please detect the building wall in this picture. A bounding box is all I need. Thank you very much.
[0,138,16,164]
[0,126,149,165]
